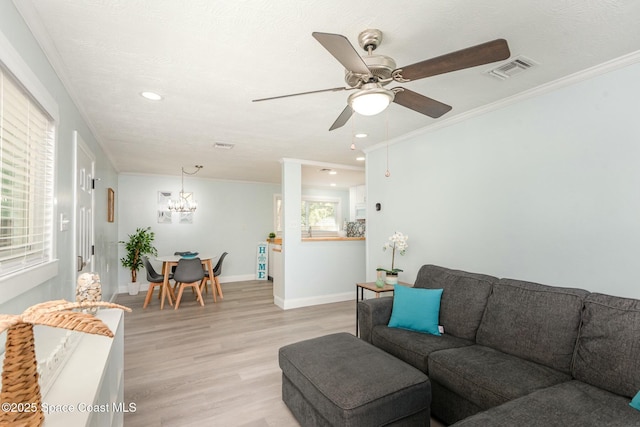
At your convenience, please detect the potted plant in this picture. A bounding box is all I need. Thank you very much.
[376,231,408,286]
[120,226,158,295]
[268,232,276,242]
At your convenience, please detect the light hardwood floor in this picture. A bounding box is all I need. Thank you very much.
[117,280,445,427]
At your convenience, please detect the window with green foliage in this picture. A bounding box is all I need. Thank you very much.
[301,200,338,232]
[274,195,342,236]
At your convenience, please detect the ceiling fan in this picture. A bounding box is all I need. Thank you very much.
[253,29,510,131]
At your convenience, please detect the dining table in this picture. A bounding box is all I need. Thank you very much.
[155,254,219,309]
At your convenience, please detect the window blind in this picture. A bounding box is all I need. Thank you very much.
[0,65,55,277]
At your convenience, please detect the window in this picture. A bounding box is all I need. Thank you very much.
[301,199,339,234]
[0,63,55,278]
[274,195,342,237]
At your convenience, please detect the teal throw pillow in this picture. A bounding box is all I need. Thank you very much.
[388,285,443,335]
[630,390,640,411]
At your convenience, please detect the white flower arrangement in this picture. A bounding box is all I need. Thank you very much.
[377,231,408,275]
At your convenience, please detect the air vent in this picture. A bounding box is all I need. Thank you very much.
[213,142,234,150]
[319,168,337,175]
[487,56,537,80]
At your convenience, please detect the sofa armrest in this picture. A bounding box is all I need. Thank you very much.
[358,297,393,343]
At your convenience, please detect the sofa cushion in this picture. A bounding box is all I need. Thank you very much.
[476,278,589,373]
[428,345,571,410]
[451,381,640,427]
[573,293,640,398]
[413,265,496,340]
[371,325,474,373]
[388,285,443,335]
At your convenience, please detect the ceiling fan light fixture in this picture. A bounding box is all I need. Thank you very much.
[348,84,394,116]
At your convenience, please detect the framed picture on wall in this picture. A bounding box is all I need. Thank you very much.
[179,212,193,224]
[158,191,173,224]
[107,188,115,222]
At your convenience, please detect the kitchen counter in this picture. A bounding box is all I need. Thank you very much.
[302,237,365,242]
[268,237,365,244]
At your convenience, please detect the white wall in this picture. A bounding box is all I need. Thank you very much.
[0,2,119,314]
[117,174,280,288]
[280,160,365,309]
[0,2,119,361]
[367,58,640,299]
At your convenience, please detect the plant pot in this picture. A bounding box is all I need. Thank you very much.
[385,274,399,285]
[128,282,140,296]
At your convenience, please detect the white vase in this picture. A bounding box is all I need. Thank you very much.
[385,274,398,285]
[128,282,140,296]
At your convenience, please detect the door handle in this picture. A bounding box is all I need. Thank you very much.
[77,255,83,272]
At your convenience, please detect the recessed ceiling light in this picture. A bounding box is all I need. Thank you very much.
[355,133,367,138]
[328,170,337,175]
[330,183,336,187]
[356,156,365,161]
[141,91,163,101]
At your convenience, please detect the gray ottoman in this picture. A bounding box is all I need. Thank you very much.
[279,332,431,426]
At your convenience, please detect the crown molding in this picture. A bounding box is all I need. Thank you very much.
[365,49,640,154]
[12,0,120,172]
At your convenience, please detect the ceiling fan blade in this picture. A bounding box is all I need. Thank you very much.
[329,105,354,131]
[394,39,510,82]
[252,86,350,102]
[392,88,452,119]
[312,32,371,75]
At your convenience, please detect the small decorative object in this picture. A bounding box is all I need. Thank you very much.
[119,226,158,295]
[0,300,130,426]
[376,231,408,285]
[76,272,102,314]
[375,270,386,288]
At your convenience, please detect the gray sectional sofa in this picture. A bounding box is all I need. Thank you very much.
[358,264,640,426]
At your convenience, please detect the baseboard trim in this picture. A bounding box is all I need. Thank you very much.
[274,292,354,310]
[117,273,261,294]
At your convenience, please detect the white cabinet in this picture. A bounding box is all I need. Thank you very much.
[43,309,124,427]
[349,185,366,221]
[271,244,283,300]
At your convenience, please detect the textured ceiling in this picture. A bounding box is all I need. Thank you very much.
[13,0,640,188]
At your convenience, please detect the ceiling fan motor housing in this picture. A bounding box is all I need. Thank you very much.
[344,54,397,87]
[358,29,383,51]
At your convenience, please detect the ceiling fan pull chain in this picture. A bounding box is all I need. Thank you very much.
[385,109,391,178]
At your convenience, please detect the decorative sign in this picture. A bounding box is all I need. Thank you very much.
[256,242,268,280]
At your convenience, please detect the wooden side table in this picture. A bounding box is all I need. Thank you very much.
[355,281,411,337]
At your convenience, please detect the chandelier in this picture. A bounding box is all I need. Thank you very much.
[168,165,203,212]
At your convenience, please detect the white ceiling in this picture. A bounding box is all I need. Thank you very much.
[13,0,640,188]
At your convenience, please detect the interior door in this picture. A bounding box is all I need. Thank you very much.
[75,132,95,275]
